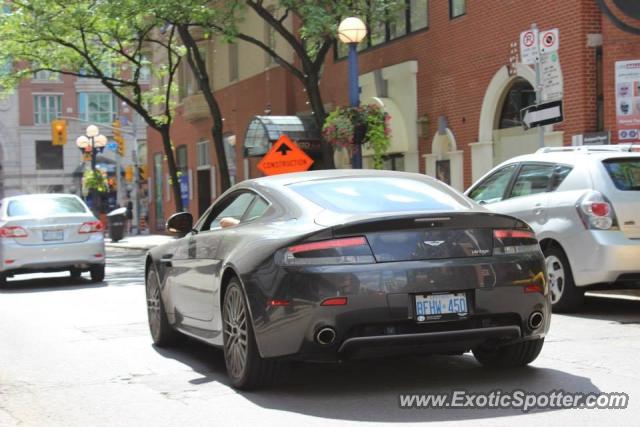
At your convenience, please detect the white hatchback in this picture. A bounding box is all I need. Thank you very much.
[0,194,105,286]
[466,145,640,312]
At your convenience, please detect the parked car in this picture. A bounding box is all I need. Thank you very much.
[145,170,550,389]
[0,194,106,285]
[465,145,640,312]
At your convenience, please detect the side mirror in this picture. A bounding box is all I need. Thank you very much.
[166,212,193,236]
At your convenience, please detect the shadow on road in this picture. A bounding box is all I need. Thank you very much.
[153,338,600,423]
[565,293,640,324]
[0,275,107,293]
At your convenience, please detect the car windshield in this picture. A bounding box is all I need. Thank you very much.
[602,158,640,191]
[7,196,88,217]
[289,177,470,214]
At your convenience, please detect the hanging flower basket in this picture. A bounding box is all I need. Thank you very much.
[82,168,108,195]
[322,104,391,169]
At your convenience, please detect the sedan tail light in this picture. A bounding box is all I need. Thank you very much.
[79,221,104,234]
[576,190,618,230]
[0,226,28,238]
[492,229,540,255]
[282,236,375,265]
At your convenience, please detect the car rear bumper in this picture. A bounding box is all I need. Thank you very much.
[244,253,550,360]
[0,235,105,274]
[566,230,640,287]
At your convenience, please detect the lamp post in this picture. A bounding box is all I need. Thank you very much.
[338,17,367,169]
[76,125,108,212]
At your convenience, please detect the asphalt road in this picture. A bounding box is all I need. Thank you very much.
[1,248,639,427]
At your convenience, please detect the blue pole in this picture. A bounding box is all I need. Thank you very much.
[348,43,362,169]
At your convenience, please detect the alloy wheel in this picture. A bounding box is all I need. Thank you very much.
[546,255,565,304]
[146,273,162,338]
[224,286,249,380]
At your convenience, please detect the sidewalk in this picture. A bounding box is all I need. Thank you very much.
[105,234,175,251]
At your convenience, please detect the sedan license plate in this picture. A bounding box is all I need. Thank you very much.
[43,230,64,241]
[415,292,468,321]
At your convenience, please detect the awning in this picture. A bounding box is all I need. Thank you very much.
[243,115,321,157]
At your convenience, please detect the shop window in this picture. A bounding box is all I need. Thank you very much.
[35,140,63,170]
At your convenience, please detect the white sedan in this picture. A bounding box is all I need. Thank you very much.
[0,194,105,286]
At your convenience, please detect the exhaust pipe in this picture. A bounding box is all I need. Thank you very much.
[528,311,544,330]
[315,327,336,345]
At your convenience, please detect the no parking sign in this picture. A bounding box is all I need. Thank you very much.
[539,29,559,54]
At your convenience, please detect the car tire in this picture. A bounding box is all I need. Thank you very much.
[0,273,6,287]
[223,279,284,390]
[473,338,545,368]
[90,264,105,283]
[145,267,182,346]
[70,268,82,279]
[543,245,583,312]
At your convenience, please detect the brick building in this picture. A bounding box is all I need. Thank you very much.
[146,0,640,232]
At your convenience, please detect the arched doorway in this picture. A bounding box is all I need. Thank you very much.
[471,65,564,182]
[424,127,464,191]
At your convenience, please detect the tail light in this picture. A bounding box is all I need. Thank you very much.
[576,190,618,230]
[492,229,540,255]
[79,221,104,234]
[282,236,375,265]
[0,226,28,238]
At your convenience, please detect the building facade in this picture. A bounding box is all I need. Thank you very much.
[147,0,640,231]
[0,70,148,226]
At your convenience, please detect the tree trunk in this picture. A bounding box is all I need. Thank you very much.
[178,25,232,193]
[305,74,335,169]
[159,126,184,212]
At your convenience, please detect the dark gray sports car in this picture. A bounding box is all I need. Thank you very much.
[145,170,550,389]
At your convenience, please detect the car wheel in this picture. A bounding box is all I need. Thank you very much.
[473,338,544,368]
[70,268,82,279]
[543,246,583,312]
[145,267,182,346]
[90,264,105,282]
[223,279,283,390]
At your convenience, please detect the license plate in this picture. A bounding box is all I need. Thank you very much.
[43,230,64,241]
[415,292,468,320]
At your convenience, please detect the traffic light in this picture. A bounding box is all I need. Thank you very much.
[124,165,134,182]
[51,120,67,146]
[113,120,125,156]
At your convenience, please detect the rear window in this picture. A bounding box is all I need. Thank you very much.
[7,196,88,217]
[289,177,470,214]
[603,158,640,191]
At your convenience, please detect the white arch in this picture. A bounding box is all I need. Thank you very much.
[431,127,458,157]
[478,64,536,143]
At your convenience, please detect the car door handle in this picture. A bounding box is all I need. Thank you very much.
[160,255,173,266]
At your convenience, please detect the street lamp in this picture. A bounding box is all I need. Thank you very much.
[76,125,107,171]
[338,17,367,169]
[76,125,108,213]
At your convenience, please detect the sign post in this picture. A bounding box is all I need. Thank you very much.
[257,135,314,176]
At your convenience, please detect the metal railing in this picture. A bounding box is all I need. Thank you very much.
[536,144,640,154]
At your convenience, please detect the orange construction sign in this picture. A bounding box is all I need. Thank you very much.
[257,135,314,176]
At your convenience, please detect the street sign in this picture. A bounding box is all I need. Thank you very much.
[257,135,314,176]
[520,100,564,130]
[541,52,564,101]
[619,129,640,141]
[520,29,539,65]
[539,28,559,53]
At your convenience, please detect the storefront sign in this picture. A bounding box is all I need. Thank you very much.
[615,60,640,140]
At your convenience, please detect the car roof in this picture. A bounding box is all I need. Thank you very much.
[1,193,84,204]
[246,169,438,188]
[498,150,640,168]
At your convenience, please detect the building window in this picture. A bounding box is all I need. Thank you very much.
[450,0,466,19]
[35,140,63,170]
[229,43,239,82]
[33,70,59,81]
[410,0,429,31]
[336,0,428,58]
[34,95,62,125]
[197,139,210,167]
[498,78,536,129]
[176,145,188,172]
[78,92,115,123]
